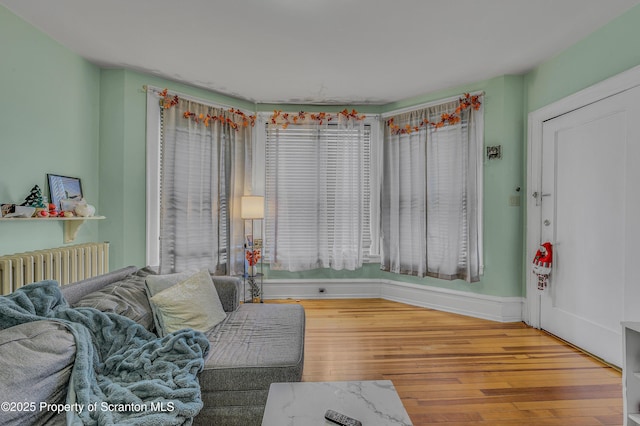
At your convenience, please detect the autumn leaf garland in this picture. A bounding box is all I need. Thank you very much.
[158,88,481,133]
[269,109,366,129]
[158,88,179,109]
[387,93,482,135]
[182,108,255,130]
[158,88,256,130]
[158,88,364,131]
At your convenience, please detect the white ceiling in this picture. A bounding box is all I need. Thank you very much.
[3,0,640,105]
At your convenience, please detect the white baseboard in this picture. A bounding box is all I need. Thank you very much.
[263,278,524,323]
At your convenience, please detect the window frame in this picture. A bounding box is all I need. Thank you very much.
[255,113,382,265]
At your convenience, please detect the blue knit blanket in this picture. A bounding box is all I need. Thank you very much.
[0,280,209,425]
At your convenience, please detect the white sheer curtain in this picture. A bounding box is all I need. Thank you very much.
[265,115,368,271]
[381,98,483,282]
[159,98,251,275]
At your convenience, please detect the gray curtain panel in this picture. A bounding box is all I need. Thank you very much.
[159,99,251,275]
[381,99,483,282]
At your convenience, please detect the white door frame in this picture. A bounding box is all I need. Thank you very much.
[525,64,640,328]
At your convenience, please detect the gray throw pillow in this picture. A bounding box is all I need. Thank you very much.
[74,274,155,331]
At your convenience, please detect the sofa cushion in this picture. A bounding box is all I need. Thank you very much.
[73,274,155,331]
[144,269,198,332]
[0,320,76,426]
[149,269,227,337]
[200,304,305,394]
[61,266,139,305]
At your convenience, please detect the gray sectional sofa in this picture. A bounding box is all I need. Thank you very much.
[0,266,305,425]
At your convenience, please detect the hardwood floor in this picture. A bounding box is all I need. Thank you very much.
[269,298,623,425]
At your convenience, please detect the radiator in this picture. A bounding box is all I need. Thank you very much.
[0,242,109,295]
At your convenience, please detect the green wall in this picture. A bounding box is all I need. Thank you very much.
[0,6,101,255]
[524,3,640,113]
[4,3,640,299]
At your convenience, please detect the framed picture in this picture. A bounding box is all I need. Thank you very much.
[47,174,83,211]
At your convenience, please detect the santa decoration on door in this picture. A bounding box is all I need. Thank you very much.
[532,242,553,291]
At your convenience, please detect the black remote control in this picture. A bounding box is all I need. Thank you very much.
[324,409,362,426]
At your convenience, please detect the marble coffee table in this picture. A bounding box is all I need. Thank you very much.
[261,380,413,425]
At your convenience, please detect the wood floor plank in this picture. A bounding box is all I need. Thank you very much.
[269,298,623,425]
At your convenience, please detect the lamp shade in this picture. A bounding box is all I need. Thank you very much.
[241,196,264,219]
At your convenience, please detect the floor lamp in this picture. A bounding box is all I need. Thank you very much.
[241,195,264,303]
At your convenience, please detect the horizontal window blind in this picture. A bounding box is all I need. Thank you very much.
[425,122,469,274]
[265,123,372,270]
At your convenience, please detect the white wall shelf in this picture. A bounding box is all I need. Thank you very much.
[0,216,105,243]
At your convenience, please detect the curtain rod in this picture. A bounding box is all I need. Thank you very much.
[144,85,483,118]
[143,85,256,115]
[381,90,485,119]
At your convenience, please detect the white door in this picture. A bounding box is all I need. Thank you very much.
[538,85,640,367]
